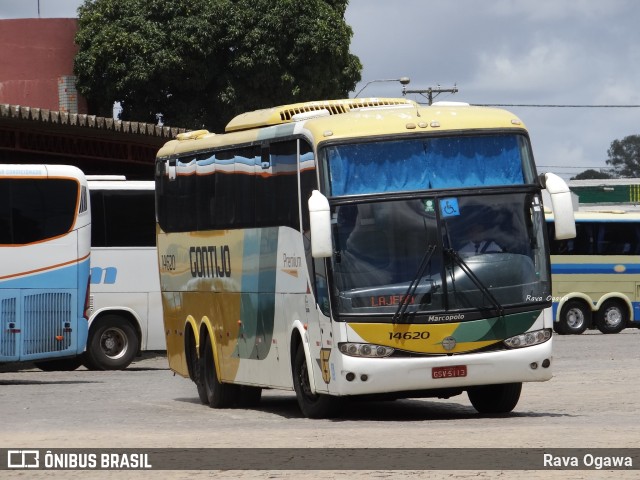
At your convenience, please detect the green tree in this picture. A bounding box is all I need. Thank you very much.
[571,169,613,180]
[74,0,362,131]
[605,134,640,178]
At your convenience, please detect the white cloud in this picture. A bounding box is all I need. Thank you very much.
[471,41,578,96]
[485,0,630,22]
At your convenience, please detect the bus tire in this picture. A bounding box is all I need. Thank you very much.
[201,335,238,408]
[185,328,207,404]
[596,300,628,334]
[292,345,340,419]
[34,357,83,371]
[83,315,138,370]
[467,382,522,414]
[557,300,590,335]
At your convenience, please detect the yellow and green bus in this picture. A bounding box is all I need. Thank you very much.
[154,98,575,418]
[547,209,640,334]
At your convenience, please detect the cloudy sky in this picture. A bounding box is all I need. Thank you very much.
[2,0,639,179]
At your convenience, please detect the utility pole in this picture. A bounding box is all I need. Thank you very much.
[404,85,458,105]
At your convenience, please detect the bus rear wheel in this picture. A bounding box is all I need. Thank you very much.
[467,382,522,414]
[83,315,138,370]
[185,329,207,405]
[596,300,628,334]
[292,345,340,419]
[556,300,590,335]
[201,335,238,408]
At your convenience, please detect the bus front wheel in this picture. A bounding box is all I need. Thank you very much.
[468,382,522,414]
[556,300,590,335]
[83,315,138,370]
[292,345,340,419]
[596,300,628,334]
[201,335,238,408]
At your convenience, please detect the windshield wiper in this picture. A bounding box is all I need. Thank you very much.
[393,244,437,324]
[446,248,505,317]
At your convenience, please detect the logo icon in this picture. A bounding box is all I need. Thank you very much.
[441,336,457,351]
[8,450,39,469]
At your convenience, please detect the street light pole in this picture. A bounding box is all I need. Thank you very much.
[354,77,411,98]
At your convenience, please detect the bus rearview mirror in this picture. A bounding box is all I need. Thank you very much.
[541,172,576,240]
[308,190,333,258]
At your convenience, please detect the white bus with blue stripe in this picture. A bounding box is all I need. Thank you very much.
[0,164,91,369]
[546,209,640,334]
[84,177,163,370]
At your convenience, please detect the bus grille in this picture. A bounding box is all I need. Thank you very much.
[22,292,73,355]
[0,297,17,357]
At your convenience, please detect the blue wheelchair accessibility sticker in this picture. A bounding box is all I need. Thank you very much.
[440,198,460,217]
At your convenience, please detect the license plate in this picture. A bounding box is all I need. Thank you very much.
[432,365,467,379]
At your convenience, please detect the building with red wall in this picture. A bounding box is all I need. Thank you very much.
[0,18,184,179]
[0,18,87,113]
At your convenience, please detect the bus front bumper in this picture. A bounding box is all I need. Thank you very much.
[324,339,553,397]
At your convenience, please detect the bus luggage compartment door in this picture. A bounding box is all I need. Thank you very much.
[0,290,20,361]
[6,289,79,361]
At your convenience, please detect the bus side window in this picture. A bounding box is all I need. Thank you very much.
[555,239,574,254]
[579,223,595,255]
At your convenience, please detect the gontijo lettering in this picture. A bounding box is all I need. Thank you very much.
[190,245,231,278]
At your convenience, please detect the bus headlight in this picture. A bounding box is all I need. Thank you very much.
[503,329,552,349]
[339,343,394,358]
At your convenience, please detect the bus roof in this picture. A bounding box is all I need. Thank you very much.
[0,164,86,179]
[87,177,154,190]
[225,97,416,132]
[156,98,527,159]
[546,209,640,222]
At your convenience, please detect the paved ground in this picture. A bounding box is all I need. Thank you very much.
[1,329,639,479]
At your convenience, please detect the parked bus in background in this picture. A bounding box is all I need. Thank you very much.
[84,177,163,370]
[155,98,575,418]
[546,209,640,335]
[0,164,91,370]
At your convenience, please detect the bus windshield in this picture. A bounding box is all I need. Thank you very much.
[323,134,535,196]
[0,178,78,244]
[330,191,550,318]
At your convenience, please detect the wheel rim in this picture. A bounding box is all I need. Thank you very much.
[566,307,585,329]
[603,307,622,328]
[100,327,129,360]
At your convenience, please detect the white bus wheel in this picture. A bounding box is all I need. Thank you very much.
[557,300,590,335]
[83,315,138,370]
[596,300,628,334]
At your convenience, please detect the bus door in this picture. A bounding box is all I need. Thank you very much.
[306,256,333,394]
